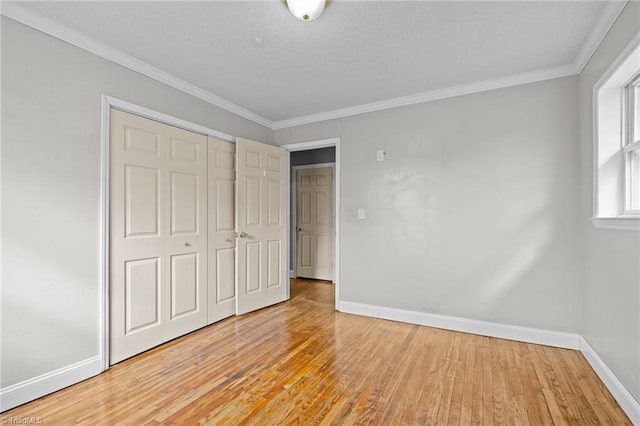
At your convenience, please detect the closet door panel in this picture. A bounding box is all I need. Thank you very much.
[207,136,237,324]
[110,110,207,364]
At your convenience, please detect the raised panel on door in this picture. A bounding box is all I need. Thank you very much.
[245,242,261,293]
[267,240,282,288]
[170,137,200,163]
[245,177,261,227]
[125,126,160,155]
[300,234,313,268]
[316,236,332,268]
[170,172,199,235]
[125,166,160,237]
[216,248,235,300]
[236,138,289,315]
[125,257,160,333]
[170,253,199,319]
[300,191,312,225]
[316,192,328,226]
[267,179,281,226]
[207,136,237,324]
[216,179,234,231]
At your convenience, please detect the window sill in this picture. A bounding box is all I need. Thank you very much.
[592,217,640,231]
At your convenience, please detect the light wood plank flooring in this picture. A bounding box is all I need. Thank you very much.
[3,279,630,424]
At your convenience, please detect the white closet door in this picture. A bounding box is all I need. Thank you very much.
[110,109,207,364]
[207,136,236,324]
[235,138,289,315]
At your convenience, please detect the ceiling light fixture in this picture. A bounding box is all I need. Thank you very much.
[284,0,328,21]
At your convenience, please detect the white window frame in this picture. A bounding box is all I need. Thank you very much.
[623,73,640,215]
[592,32,640,231]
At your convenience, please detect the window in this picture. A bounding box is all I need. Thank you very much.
[624,73,640,213]
[593,35,640,231]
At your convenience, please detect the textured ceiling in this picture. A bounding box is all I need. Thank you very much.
[13,1,617,124]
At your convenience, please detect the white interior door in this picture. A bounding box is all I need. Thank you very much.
[296,167,334,281]
[110,109,207,364]
[163,124,208,341]
[235,137,289,315]
[207,136,236,324]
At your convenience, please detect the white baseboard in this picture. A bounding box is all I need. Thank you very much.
[0,356,102,412]
[338,301,581,349]
[580,337,640,424]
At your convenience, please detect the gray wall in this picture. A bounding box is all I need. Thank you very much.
[275,76,582,334]
[579,2,640,402]
[0,17,272,388]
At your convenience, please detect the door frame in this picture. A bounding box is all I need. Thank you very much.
[99,95,234,371]
[281,138,341,310]
[291,163,336,281]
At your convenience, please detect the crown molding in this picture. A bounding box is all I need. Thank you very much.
[272,64,578,129]
[573,0,629,73]
[0,2,274,129]
[1,1,628,132]
[271,0,629,130]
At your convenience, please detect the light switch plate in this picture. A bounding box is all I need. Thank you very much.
[376,150,385,162]
[358,208,365,219]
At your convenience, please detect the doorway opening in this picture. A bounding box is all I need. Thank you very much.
[282,138,340,310]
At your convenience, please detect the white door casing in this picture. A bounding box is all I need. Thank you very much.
[296,167,334,281]
[235,138,289,315]
[207,136,236,324]
[110,109,207,364]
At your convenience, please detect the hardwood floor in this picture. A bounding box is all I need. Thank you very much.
[3,279,630,425]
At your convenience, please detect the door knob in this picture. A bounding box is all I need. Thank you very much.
[239,232,248,238]
[184,242,191,247]
[297,227,302,232]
